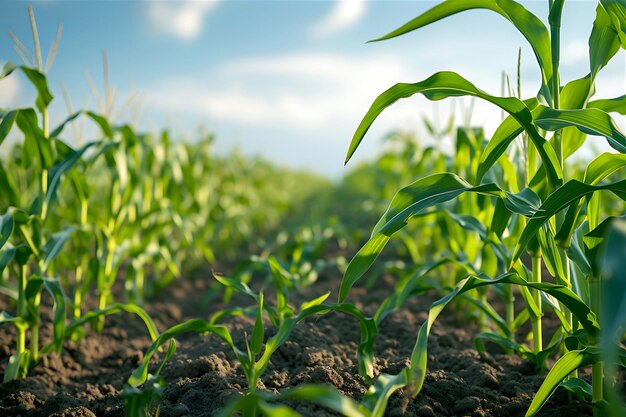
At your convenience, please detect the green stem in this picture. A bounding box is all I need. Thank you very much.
[590,276,603,407]
[96,239,115,332]
[41,108,49,221]
[16,264,27,355]
[30,307,39,362]
[96,288,109,332]
[531,255,543,354]
[73,265,84,320]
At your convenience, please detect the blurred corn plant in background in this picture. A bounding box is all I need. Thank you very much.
[0,6,331,381]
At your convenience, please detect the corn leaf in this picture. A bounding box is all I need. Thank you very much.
[42,227,75,270]
[3,351,30,382]
[346,71,562,187]
[408,272,598,397]
[0,110,18,145]
[370,0,552,104]
[45,141,98,211]
[590,4,622,76]
[362,371,409,417]
[277,385,369,417]
[599,218,626,355]
[525,350,597,416]
[535,107,626,153]
[477,98,539,182]
[600,0,626,48]
[43,278,66,354]
[589,95,626,115]
[0,211,14,249]
[512,179,626,265]
[128,319,237,387]
[15,109,54,168]
[250,293,264,356]
[1,64,53,113]
[340,173,503,302]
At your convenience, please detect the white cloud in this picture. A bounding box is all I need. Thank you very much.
[146,0,219,40]
[310,0,366,38]
[146,52,416,131]
[0,72,20,106]
[562,40,588,65]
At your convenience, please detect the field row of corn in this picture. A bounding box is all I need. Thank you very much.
[2,1,626,416]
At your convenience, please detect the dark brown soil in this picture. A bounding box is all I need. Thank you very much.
[0,271,599,417]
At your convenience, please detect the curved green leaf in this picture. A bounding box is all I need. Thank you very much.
[15,109,54,168]
[43,278,66,354]
[340,173,504,302]
[559,378,593,400]
[363,371,410,417]
[57,303,159,353]
[525,350,597,416]
[128,319,235,387]
[590,4,622,77]
[50,111,114,139]
[589,95,626,117]
[370,0,552,104]
[0,211,14,249]
[42,227,75,270]
[555,153,626,245]
[0,65,53,113]
[599,218,626,356]
[476,98,540,182]
[0,247,16,276]
[600,0,626,49]
[46,141,98,211]
[512,179,626,264]
[535,107,626,153]
[277,385,370,417]
[584,152,626,185]
[408,272,599,398]
[0,110,18,145]
[346,71,562,186]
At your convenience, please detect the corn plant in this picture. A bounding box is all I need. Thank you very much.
[339,0,626,415]
[128,289,378,417]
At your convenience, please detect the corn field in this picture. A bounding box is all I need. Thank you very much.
[1,2,626,417]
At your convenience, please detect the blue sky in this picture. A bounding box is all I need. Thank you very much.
[0,1,624,177]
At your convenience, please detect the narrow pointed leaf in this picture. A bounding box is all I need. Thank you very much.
[589,95,626,115]
[370,0,552,103]
[476,98,539,182]
[43,278,66,354]
[0,110,18,145]
[340,173,504,302]
[277,385,370,417]
[535,107,626,153]
[525,350,596,416]
[346,71,562,186]
[408,272,598,398]
[128,319,235,387]
[512,179,626,264]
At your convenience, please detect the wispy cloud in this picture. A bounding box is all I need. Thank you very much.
[146,52,414,131]
[146,0,219,40]
[310,0,366,38]
[0,71,20,106]
[562,39,588,66]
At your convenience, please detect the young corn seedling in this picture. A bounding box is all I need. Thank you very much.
[129,287,377,417]
[339,0,626,414]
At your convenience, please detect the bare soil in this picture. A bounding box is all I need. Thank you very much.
[0,271,598,417]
